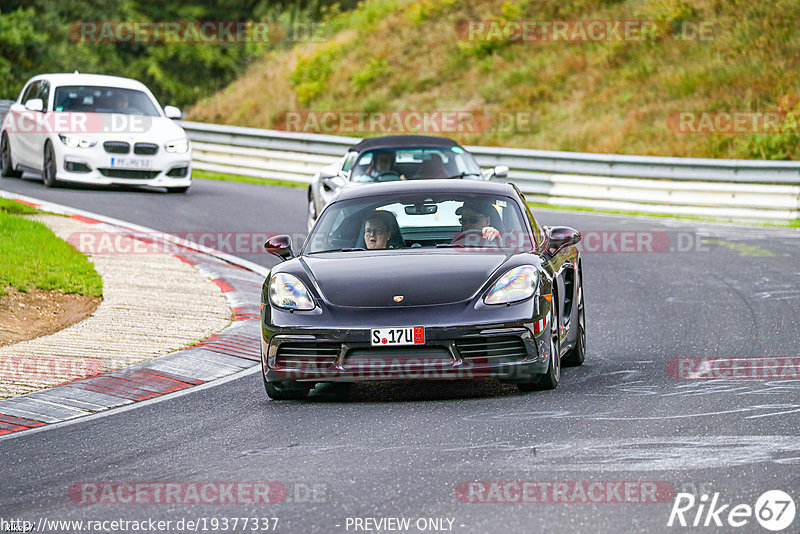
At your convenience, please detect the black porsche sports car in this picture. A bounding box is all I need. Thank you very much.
[260,179,584,400]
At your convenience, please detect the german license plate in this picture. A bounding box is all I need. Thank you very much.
[110,157,152,169]
[370,326,425,346]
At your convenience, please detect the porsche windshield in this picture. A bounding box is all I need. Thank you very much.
[305,193,533,254]
[349,146,482,182]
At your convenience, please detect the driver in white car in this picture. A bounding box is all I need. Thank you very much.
[366,152,395,178]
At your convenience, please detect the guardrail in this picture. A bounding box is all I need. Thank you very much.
[181,120,800,221]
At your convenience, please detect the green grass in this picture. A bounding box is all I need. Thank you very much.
[528,201,800,228]
[0,208,103,297]
[0,198,42,215]
[192,169,307,189]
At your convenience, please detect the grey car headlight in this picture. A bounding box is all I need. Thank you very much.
[58,134,96,148]
[269,273,315,310]
[484,265,539,305]
[164,139,189,153]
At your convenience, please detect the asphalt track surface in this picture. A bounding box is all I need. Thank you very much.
[1,174,799,533]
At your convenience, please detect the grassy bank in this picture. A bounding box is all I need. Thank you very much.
[0,199,103,297]
[189,0,800,160]
[192,169,306,188]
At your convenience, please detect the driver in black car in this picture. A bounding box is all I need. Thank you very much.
[451,200,501,246]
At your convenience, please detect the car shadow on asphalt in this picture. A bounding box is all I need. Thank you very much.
[302,380,522,403]
[16,175,174,194]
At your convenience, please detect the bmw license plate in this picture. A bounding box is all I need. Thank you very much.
[371,326,425,346]
[110,157,152,169]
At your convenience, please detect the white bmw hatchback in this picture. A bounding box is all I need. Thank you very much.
[0,73,192,193]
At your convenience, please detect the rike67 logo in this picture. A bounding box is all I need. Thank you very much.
[668,490,796,531]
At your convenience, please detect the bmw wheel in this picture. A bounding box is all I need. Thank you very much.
[1,134,22,178]
[42,142,59,187]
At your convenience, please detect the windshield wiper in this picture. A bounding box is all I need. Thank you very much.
[444,172,483,179]
[308,247,366,254]
[435,243,464,248]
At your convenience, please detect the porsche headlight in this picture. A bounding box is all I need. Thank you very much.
[269,273,315,310]
[58,134,96,148]
[164,139,189,153]
[484,265,539,305]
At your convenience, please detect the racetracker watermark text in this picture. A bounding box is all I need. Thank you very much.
[66,230,712,255]
[2,110,152,134]
[668,111,800,134]
[457,20,714,42]
[667,357,800,380]
[69,21,324,43]
[0,355,104,382]
[456,481,674,503]
[69,482,286,505]
[281,110,537,134]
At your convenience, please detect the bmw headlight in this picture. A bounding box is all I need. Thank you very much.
[58,134,96,148]
[484,265,539,305]
[164,139,189,153]
[269,273,315,310]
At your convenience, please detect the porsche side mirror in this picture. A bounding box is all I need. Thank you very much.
[164,105,182,119]
[547,226,581,253]
[24,99,44,112]
[264,235,293,261]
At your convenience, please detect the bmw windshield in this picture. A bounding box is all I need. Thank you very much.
[53,86,161,116]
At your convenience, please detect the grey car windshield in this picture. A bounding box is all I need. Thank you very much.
[305,193,533,254]
[350,147,482,182]
[53,86,160,116]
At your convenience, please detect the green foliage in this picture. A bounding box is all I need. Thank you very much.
[327,0,402,34]
[455,1,529,58]
[405,0,458,25]
[352,56,389,89]
[741,132,800,160]
[195,0,800,160]
[0,0,353,106]
[634,0,699,39]
[291,39,350,105]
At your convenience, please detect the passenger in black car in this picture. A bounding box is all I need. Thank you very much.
[363,211,402,250]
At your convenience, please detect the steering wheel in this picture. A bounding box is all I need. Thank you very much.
[452,230,500,249]
[375,170,401,182]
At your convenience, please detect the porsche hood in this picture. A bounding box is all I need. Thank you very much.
[301,252,509,307]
